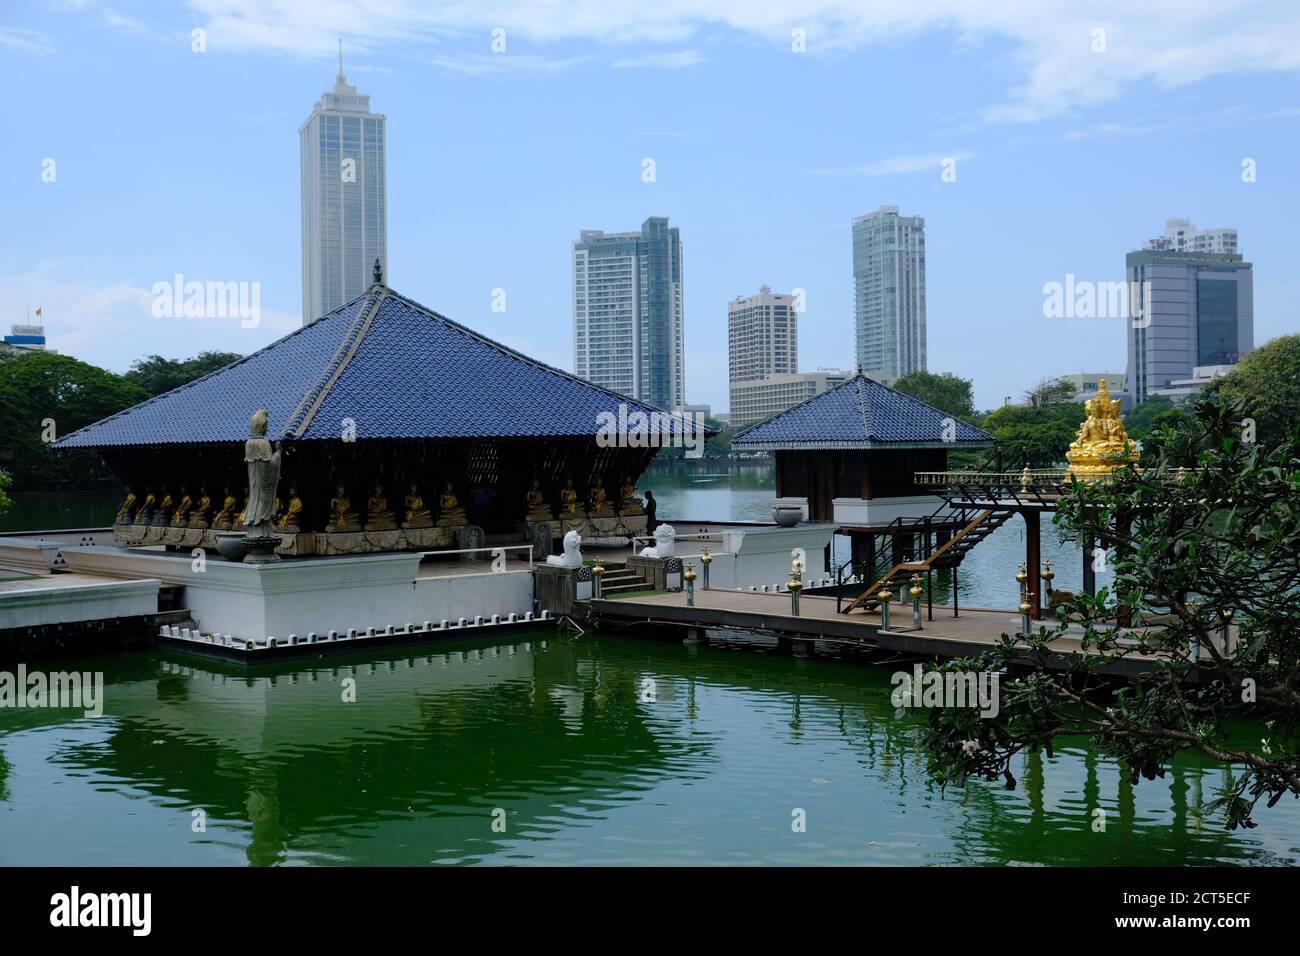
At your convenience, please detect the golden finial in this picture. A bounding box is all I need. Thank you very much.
[909,573,924,600]
[683,562,697,584]
[700,547,712,565]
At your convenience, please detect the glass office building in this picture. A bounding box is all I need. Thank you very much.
[852,206,927,378]
[572,218,685,411]
[300,64,387,324]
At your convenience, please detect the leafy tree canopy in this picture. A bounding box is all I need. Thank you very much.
[1204,333,1300,446]
[0,352,150,488]
[1123,395,1177,440]
[980,400,1086,468]
[124,351,243,396]
[892,370,977,423]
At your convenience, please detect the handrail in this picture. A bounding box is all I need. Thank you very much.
[419,543,535,569]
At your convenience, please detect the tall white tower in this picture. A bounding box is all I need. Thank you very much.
[300,43,387,324]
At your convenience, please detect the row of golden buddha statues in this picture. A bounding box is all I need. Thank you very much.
[115,473,645,536]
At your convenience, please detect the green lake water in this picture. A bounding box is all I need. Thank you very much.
[1,465,1296,865]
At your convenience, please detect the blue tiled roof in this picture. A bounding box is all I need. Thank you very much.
[54,286,700,448]
[730,374,992,450]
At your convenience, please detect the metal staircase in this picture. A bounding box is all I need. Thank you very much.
[840,506,1013,614]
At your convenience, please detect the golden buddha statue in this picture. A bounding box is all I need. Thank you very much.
[1066,378,1140,477]
[325,482,360,533]
[115,492,137,524]
[278,485,304,534]
[136,491,157,524]
[211,487,238,530]
[172,491,193,525]
[436,480,467,528]
[559,477,581,517]
[588,481,614,518]
[155,492,174,525]
[525,477,552,522]
[403,481,433,529]
[189,487,214,529]
[365,481,397,532]
[618,475,643,516]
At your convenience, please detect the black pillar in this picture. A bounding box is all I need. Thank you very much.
[1025,510,1042,619]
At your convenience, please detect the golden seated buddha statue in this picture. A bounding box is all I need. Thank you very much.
[588,482,614,518]
[403,481,433,529]
[365,481,397,532]
[559,478,581,518]
[188,487,214,529]
[525,477,552,522]
[436,480,467,528]
[277,485,304,534]
[618,475,643,516]
[1065,378,1139,477]
[210,487,238,531]
[115,492,137,524]
[325,483,360,534]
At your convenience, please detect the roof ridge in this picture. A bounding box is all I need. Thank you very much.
[286,287,389,438]
[854,374,874,441]
[867,375,992,438]
[51,291,373,449]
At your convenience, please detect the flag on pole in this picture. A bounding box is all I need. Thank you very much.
[35,307,42,318]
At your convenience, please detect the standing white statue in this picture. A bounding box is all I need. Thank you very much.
[242,409,282,538]
[546,530,584,568]
[639,524,675,558]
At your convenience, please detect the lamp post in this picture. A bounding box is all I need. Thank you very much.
[1016,564,1032,637]
[877,587,893,630]
[700,547,712,590]
[909,573,924,629]
[1041,559,1054,609]
[684,562,697,607]
[789,554,803,616]
[592,558,604,600]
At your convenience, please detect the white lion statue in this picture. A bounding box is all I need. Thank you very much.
[546,530,584,568]
[639,524,676,559]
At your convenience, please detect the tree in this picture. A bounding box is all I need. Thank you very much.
[922,399,1300,829]
[1204,334,1300,446]
[0,352,150,488]
[892,371,977,423]
[980,401,1086,468]
[1024,376,1075,408]
[0,469,12,515]
[1123,395,1176,441]
[124,351,243,396]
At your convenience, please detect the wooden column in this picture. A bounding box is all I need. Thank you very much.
[1024,510,1042,619]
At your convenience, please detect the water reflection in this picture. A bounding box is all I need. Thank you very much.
[0,631,1296,866]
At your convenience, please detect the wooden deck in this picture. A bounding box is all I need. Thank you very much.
[588,588,1174,676]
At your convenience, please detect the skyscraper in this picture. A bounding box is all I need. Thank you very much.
[728,285,798,420]
[1125,220,1253,406]
[852,206,926,378]
[300,47,387,324]
[572,217,684,411]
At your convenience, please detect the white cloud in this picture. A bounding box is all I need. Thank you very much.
[0,27,58,57]
[169,1,1300,121]
[614,49,704,69]
[814,151,973,177]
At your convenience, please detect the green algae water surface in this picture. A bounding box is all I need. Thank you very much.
[1,631,1297,866]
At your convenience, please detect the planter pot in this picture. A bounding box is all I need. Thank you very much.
[772,506,802,527]
[214,533,252,562]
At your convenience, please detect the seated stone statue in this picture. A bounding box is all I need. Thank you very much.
[364,481,397,532]
[172,491,193,525]
[525,477,552,522]
[436,480,467,528]
[188,487,214,529]
[325,482,360,533]
[403,481,433,529]
[153,493,174,526]
[115,492,137,524]
[277,485,304,534]
[559,477,581,517]
[618,475,643,516]
[135,491,156,525]
[211,487,238,531]
[588,481,614,518]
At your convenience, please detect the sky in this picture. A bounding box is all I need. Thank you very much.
[2,0,1298,413]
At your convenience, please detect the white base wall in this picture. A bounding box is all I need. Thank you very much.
[832,495,949,526]
[0,579,160,629]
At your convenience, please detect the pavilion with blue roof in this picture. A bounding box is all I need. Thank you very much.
[731,372,991,521]
[56,277,699,553]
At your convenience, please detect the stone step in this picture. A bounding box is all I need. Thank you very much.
[601,581,651,594]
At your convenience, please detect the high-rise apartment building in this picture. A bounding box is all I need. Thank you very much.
[572,217,684,411]
[1144,218,1239,255]
[852,205,926,378]
[728,285,798,384]
[1125,221,1253,406]
[300,51,387,324]
[730,371,852,430]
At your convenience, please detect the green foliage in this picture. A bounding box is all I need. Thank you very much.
[892,371,977,423]
[123,351,243,396]
[1123,395,1176,440]
[0,352,150,489]
[922,399,1300,829]
[980,400,1086,468]
[1204,333,1300,446]
[0,469,12,515]
[1024,376,1076,408]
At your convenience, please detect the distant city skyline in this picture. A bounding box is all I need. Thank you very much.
[300,50,388,323]
[4,5,1296,413]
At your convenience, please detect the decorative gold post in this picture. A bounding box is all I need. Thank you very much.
[877,586,894,630]
[909,573,924,629]
[1041,560,1054,606]
[684,561,697,607]
[591,558,605,599]
[700,547,712,590]
[789,554,804,615]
